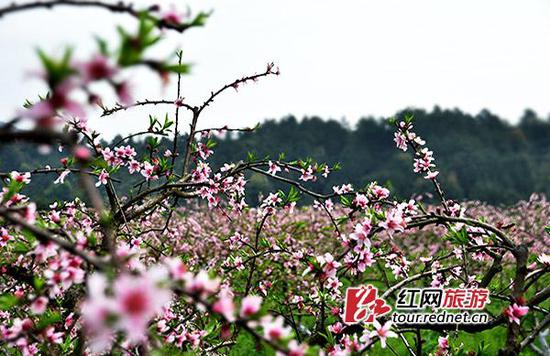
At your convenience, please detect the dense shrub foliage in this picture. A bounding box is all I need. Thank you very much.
[0,2,548,355]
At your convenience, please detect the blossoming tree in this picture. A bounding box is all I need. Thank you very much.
[0,1,548,355]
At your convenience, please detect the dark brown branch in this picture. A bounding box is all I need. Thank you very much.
[410,214,515,248]
[101,99,194,117]
[0,128,77,145]
[197,63,279,115]
[520,314,550,351]
[110,130,169,148]
[0,1,200,33]
[0,207,106,269]
[170,51,184,175]
[194,125,257,135]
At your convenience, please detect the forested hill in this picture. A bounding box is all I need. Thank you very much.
[1,107,549,207]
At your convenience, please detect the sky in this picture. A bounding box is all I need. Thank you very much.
[1,0,550,139]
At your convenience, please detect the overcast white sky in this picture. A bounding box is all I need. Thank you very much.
[1,0,550,138]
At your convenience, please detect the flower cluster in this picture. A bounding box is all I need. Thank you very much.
[394,120,439,180]
[0,3,547,355]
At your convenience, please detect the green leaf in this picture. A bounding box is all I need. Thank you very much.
[246,151,256,162]
[36,48,74,87]
[13,240,31,254]
[189,11,212,27]
[33,276,46,291]
[36,310,61,330]
[206,139,217,149]
[287,186,300,203]
[260,237,270,248]
[0,294,19,310]
[95,36,109,56]
[340,195,352,208]
[445,227,469,245]
[204,320,219,336]
[163,63,192,74]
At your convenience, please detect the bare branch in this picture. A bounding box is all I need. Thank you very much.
[0,1,202,33]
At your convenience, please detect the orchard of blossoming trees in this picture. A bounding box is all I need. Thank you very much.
[0,1,548,356]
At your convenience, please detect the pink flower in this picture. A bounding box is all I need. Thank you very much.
[81,274,114,330]
[64,313,75,330]
[10,171,31,184]
[299,165,316,182]
[240,295,263,318]
[369,320,397,348]
[413,148,436,175]
[196,142,213,160]
[268,161,281,176]
[82,268,172,349]
[221,163,235,172]
[54,169,70,185]
[114,145,136,159]
[212,289,236,322]
[74,146,91,161]
[101,147,117,166]
[128,160,141,174]
[24,203,37,224]
[141,161,158,181]
[165,257,187,280]
[353,194,369,209]
[115,81,133,105]
[398,199,418,216]
[183,270,220,297]
[261,315,291,341]
[113,267,172,343]
[285,340,308,356]
[325,198,334,211]
[316,253,341,278]
[438,336,449,351]
[95,170,109,187]
[328,322,343,334]
[333,184,353,195]
[370,184,390,200]
[355,250,375,272]
[394,132,407,151]
[0,228,13,247]
[14,287,25,299]
[262,192,282,207]
[25,80,85,126]
[162,8,184,25]
[30,296,48,315]
[505,303,529,324]
[537,254,550,267]
[233,256,245,270]
[44,326,63,344]
[425,171,440,180]
[77,54,117,83]
[349,219,372,247]
[379,208,406,235]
